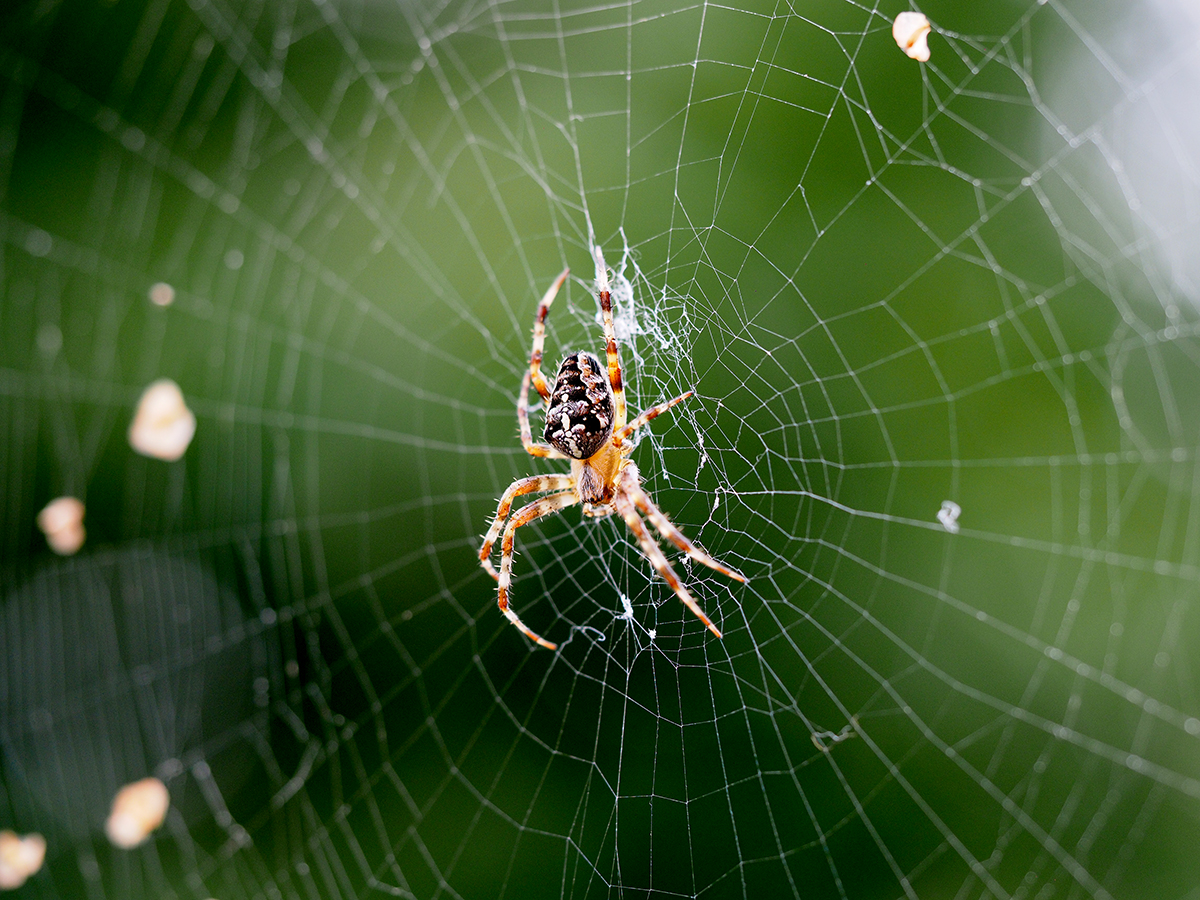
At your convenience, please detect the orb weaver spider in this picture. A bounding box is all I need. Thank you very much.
[479,248,745,649]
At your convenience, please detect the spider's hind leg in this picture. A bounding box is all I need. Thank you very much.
[529,268,570,403]
[592,247,627,430]
[518,371,569,460]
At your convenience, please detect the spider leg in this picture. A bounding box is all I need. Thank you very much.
[480,473,576,579]
[612,492,723,639]
[518,369,568,459]
[498,490,579,650]
[529,268,570,403]
[592,247,627,430]
[626,474,746,582]
[614,391,694,447]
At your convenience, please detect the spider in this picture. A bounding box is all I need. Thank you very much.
[480,248,745,650]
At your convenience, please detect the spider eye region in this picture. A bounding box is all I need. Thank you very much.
[544,351,615,459]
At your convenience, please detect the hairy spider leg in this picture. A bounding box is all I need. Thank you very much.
[592,247,627,431]
[518,370,568,460]
[625,471,746,582]
[614,391,694,449]
[613,490,722,639]
[529,268,570,403]
[497,490,579,649]
[480,473,576,579]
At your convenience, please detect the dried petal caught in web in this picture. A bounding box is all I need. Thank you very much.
[0,830,46,890]
[36,496,86,555]
[129,379,196,461]
[106,778,170,849]
[893,11,932,61]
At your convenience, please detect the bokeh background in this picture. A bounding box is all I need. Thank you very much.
[3,0,1200,897]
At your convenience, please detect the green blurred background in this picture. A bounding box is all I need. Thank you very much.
[3,0,1200,896]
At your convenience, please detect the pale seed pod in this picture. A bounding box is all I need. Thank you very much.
[129,379,196,461]
[36,496,86,555]
[0,830,47,890]
[148,282,176,307]
[893,11,932,62]
[105,778,170,849]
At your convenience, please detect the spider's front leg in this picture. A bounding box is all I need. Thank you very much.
[613,491,723,638]
[627,477,746,583]
[613,392,694,448]
[480,473,575,579]
[612,462,745,637]
[496,490,579,650]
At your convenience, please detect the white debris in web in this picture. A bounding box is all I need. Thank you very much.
[893,11,932,61]
[615,593,658,643]
[106,777,170,848]
[36,496,86,555]
[148,282,175,307]
[129,379,196,461]
[937,500,962,534]
[0,830,46,890]
[617,593,635,621]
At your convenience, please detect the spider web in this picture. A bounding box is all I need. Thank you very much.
[2,0,1200,897]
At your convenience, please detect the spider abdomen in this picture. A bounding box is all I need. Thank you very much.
[544,351,615,460]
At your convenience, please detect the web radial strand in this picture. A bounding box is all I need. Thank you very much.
[1,1,1199,899]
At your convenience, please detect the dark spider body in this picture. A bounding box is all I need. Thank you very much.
[544,351,615,461]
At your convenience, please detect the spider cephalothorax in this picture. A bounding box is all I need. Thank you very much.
[479,248,745,650]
